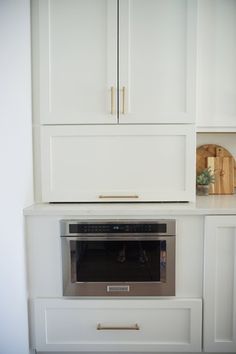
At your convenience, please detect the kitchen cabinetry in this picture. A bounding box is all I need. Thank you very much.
[41,125,195,202]
[25,212,204,352]
[34,0,196,124]
[204,216,236,352]
[197,0,236,131]
[33,298,202,352]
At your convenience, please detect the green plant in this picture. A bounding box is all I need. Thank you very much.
[196,167,215,185]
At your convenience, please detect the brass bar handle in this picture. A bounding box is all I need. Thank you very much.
[99,195,139,199]
[122,86,126,114]
[97,323,140,331]
[110,86,115,115]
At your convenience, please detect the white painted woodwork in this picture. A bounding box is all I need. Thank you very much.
[26,215,203,298]
[34,0,196,125]
[204,216,236,352]
[33,298,202,352]
[119,0,197,124]
[26,214,203,352]
[40,125,196,202]
[36,0,117,124]
[197,0,236,129]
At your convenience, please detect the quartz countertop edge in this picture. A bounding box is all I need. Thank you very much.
[23,195,236,216]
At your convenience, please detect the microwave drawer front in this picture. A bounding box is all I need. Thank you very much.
[34,298,202,352]
[41,125,195,202]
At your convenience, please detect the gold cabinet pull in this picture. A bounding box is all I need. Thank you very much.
[99,195,139,199]
[122,86,126,114]
[110,86,115,115]
[97,323,140,331]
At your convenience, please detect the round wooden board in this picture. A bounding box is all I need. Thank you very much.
[196,144,236,187]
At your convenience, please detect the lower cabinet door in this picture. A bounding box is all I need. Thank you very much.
[33,298,202,352]
[40,125,196,202]
[204,216,236,352]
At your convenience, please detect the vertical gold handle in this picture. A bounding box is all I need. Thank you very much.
[110,86,115,115]
[122,86,126,114]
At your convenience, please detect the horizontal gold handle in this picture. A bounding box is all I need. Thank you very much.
[97,323,140,331]
[99,195,139,199]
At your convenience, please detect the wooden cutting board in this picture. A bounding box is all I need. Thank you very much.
[207,156,234,194]
[196,144,236,194]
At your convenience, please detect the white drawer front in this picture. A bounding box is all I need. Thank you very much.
[34,298,202,352]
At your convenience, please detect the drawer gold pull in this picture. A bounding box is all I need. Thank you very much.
[97,323,140,331]
[99,195,139,199]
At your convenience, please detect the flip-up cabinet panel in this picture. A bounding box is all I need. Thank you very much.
[41,125,196,202]
[204,216,236,352]
[33,0,196,124]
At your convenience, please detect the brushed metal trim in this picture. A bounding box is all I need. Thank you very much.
[107,285,130,292]
[64,235,173,241]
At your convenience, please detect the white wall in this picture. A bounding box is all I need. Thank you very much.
[0,1,33,354]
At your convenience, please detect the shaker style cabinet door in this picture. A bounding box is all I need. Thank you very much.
[204,216,236,352]
[40,125,196,202]
[119,0,197,124]
[34,0,117,124]
[33,298,202,352]
[197,0,236,129]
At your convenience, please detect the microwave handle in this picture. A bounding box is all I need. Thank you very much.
[63,236,174,241]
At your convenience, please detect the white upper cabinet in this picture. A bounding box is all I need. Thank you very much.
[41,125,196,202]
[35,0,117,124]
[119,0,197,124]
[197,0,236,130]
[34,0,197,124]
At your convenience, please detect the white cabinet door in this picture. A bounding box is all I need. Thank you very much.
[119,0,197,124]
[41,125,196,202]
[204,216,236,352]
[197,0,236,129]
[34,0,196,125]
[35,0,117,124]
[33,298,202,352]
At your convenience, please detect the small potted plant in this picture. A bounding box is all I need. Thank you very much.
[196,167,215,196]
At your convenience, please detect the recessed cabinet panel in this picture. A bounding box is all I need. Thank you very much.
[37,0,117,124]
[204,216,236,352]
[119,0,196,124]
[197,0,236,128]
[34,298,202,352]
[41,125,195,202]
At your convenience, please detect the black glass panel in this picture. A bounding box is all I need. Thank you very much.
[69,223,167,234]
[73,240,166,282]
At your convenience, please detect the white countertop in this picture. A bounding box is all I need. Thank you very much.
[24,195,236,216]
